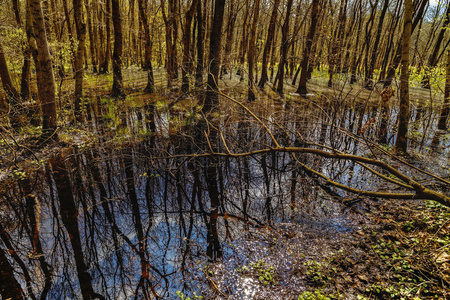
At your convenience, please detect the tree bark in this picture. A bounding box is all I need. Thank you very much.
[438,48,450,130]
[421,2,450,89]
[110,0,124,97]
[0,41,20,105]
[247,0,261,100]
[258,0,280,89]
[296,0,320,95]
[73,0,87,122]
[394,0,412,155]
[29,0,58,134]
[195,0,204,86]
[137,0,155,93]
[276,0,294,94]
[203,0,226,114]
[181,0,199,93]
[365,0,388,89]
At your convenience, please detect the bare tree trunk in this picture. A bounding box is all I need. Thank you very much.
[276,0,294,94]
[360,0,379,89]
[181,0,199,93]
[438,48,450,130]
[137,0,155,93]
[29,0,58,134]
[383,0,428,88]
[100,0,111,74]
[364,0,388,89]
[110,0,124,97]
[86,0,98,73]
[203,0,226,114]
[422,2,450,89]
[247,0,261,100]
[296,0,320,95]
[394,0,412,155]
[73,0,87,122]
[195,0,204,86]
[258,0,280,89]
[0,41,20,106]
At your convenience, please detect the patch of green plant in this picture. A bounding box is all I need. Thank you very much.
[298,289,332,300]
[175,290,203,300]
[236,259,276,285]
[304,259,337,286]
[9,169,27,180]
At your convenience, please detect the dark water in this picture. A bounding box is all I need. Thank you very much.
[1,94,448,299]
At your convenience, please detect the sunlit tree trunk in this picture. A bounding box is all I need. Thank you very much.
[237,1,250,80]
[137,0,155,93]
[276,0,294,94]
[181,0,199,93]
[438,48,450,130]
[247,0,261,100]
[110,0,124,97]
[394,0,412,155]
[86,0,98,73]
[383,0,428,88]
[0,41,20,109]
[364,0,388,89]
[99,0,111,74]
[328,0,347,88]
[258,0,279,89]
[203,0,226,113]
[359,0,379,89]
[195,0,204,86]
[73,0,87,122]
[421,3,450,89]
[220,2,237,78]
[29,0,58,134]
[296,0,320,95]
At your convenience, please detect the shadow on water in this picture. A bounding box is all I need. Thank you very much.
[1,92,449,299]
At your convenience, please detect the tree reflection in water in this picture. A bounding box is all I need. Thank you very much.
[2,95,444,299]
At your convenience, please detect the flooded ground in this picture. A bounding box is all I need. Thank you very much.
[0,69,449,299]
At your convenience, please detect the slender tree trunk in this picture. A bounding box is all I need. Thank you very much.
[73,0,87,122]
[100,0,111,74]
[203,0,226,114]
[220,2,237,78]
[360,0,379,89]
[438,48,450,130]
[258,0,280,89]
[394,0,412,155]
[237,1,250,80]
[248,0,261,100]
[86,0,98,73]
[195,0,204,86]
[328,0,347,88]
[181,0,199,93]
[276,0,294,94]
[349,0,363,84]
[110,0,124,97]
[29,0,58,134]
[383,0,428,88]
[296,0,320,95]
[422,2,450,89]
[365,0,389,89]
[137,0,155,93]
[0,41,20,105]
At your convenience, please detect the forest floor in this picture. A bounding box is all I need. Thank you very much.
[0,67,449,299]
[202,198,450,299]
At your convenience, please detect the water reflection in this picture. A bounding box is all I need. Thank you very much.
[1,94,447,299]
